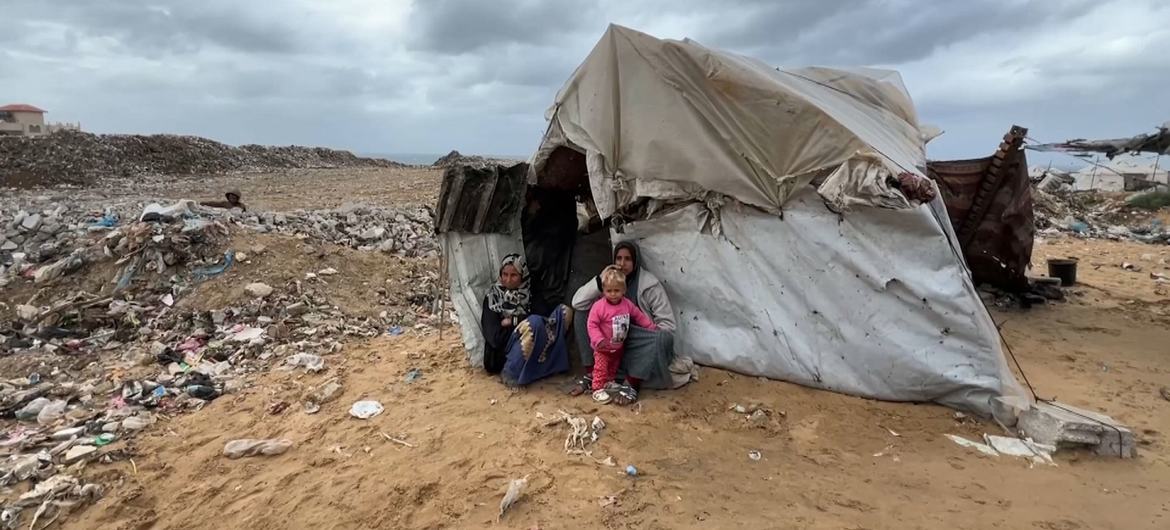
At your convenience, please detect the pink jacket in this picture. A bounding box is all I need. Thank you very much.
[587,297,656,351]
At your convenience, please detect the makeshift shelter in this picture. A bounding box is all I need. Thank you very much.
[438,25,1027,416]
[927,126,1034,291]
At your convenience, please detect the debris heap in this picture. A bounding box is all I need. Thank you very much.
[1033,188,1168,244]
[1,130,401,187]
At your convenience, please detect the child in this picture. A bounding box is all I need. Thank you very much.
[587,266,656,403]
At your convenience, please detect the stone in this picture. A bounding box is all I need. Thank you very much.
[286,302,310,317]
[359,226,386,241]
[63,445,98,464]
[122,414,153,431]
[101,422,121,433]
[990,395,1031,426]
[236,252,249,262]
[15,304,39,321]
[1018,401,1136,458]
[0,239,17,251]
[20,213,42,231]
[245,282,274,298]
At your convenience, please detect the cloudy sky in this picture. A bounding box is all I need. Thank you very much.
[3,0,1167,162]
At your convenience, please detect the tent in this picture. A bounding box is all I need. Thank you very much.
[439,25,1028,416]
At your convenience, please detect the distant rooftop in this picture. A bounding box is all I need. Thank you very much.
[0,104,46,113]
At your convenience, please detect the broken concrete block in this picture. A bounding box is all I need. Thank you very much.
[63,444,97,464]
[245,282,274,298]
[20,213,42,231]
[1018,401,1135,458]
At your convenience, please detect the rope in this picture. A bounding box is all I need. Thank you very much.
[978,296,1127,457]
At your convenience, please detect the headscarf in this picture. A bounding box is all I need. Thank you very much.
[488,254,531,317]
[612,241,641,306]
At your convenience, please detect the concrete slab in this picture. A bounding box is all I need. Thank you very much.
[1018,401,1135,458]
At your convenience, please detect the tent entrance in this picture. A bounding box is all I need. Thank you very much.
[523,145,612,315]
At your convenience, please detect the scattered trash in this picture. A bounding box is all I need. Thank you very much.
[192,250,235,280]
[984,434,1057,466]
[223,438,294,459]
[318,267,339,276]
[267,401,290,415]
[386,326,404,336]
[285,353,325,373]
[349,400,384,419]
[596,456,616,467]
[945,434,1000,457]
[599,495,619,508]
[404,368,423,383]
[625,464,638,476]
[498,475,529,521]
[880,425,902,437]
[1121,262,1142,272]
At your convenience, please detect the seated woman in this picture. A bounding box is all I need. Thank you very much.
[568,242,677,405]
[480,254,570,386]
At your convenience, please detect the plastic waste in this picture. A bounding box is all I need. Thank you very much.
[386,326,404,336]
[404,368,423,383]
[498,475,529,521]
[625,465,638,476]
[93,433,117,447]
[349,400,384,419]
[748,450,762,461]
[36,399,68,425]
[15,397,51,421]
[192,250,235,281]
[186,385,219,400]
[223,438,293,459]
[286,353,325,373]
[122,414,154,431]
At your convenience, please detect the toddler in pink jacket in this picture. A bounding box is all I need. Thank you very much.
[588,266,656,403]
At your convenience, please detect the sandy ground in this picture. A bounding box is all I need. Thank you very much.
[6,169,1169,529]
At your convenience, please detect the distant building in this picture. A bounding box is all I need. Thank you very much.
[0,104,80,137]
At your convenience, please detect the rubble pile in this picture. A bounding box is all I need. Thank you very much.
[432,150,520,169]
[1033,188,1168,244]
[244,203,439,258]
[1,195,446,525]
[1,130,401,187]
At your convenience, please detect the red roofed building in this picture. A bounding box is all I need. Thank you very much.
[0,104,78,137]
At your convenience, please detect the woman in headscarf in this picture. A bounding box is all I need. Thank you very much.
[480,254,571,385]
[567,241,680,405]
[481,254,531,373]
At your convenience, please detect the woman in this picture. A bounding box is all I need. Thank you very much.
[568,241,678,405]
[480,254,531,374]
[480,254,571,385]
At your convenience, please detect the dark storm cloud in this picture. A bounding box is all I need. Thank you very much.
[689,0,1098,66]
[7,0,305,56]
[406,0,600,54]
[1,0,1165,160]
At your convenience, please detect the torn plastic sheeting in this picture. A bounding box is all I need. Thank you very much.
[192,250,235,281]
[984,434,1057,466]
[619,187,1026,415]
[532,26,928,219]
[140,200,198,221]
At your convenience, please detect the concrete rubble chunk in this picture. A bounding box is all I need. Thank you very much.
[245,282,274,298]
[21,213,43,231]
[16,304,39,321]
[63,444,98,464]
[1018,401,1136,458]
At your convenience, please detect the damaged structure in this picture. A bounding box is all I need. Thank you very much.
[439,25,1029,416]
[927,126,1034,291]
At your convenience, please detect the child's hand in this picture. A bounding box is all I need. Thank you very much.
[502,317,513,327]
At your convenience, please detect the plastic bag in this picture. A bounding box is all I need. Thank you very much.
[223,438,293,459]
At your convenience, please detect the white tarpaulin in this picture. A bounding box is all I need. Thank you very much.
[619,188,1027,413]
[440,231,523,367]
[531,24,928,217]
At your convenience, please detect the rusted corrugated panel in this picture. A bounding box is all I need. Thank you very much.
[928,126,1034,291]
[435,163,527,235]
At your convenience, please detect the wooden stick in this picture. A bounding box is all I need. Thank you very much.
[379,432,415,448]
